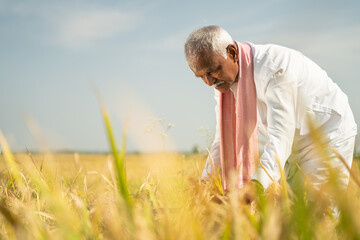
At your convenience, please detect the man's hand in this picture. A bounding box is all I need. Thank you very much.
[244,180,264,204]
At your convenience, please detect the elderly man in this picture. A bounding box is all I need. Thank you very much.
[184,26,357,194]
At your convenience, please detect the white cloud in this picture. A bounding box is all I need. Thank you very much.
[142,27,196,53]
[0,1,143,50]
[51,8,142,49]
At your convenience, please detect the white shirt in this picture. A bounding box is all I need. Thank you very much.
[202,43,357,189]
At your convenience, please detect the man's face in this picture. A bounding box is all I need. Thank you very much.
[191,44,239,93]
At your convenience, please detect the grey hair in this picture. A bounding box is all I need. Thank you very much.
[184,25,233,70]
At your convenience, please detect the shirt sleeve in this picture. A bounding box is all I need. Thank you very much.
[251,70,297,189]
[201,89,221,179]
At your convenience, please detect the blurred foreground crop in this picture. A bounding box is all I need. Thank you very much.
[0,106,359,239]
[0,149,359,239]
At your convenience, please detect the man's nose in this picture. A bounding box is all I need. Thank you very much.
[202,74,215,86]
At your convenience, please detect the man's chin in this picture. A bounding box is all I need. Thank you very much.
[217,88,228,93]
[215,84,230,93]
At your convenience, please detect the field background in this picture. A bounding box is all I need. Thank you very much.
[0,152,206,205]
[1,150,360,239]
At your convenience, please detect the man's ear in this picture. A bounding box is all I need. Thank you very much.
[227,44,238,62]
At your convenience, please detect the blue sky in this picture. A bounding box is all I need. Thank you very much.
[1,0,359,153]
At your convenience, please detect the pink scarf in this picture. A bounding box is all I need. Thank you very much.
[219,41,258,190]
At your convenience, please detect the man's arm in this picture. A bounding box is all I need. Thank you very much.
[252,71,297,189]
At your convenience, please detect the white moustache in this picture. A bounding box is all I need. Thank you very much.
[211,81,225,88]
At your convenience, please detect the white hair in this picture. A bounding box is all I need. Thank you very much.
[184,25,233,70]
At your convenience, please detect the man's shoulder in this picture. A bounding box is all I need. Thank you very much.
[247,42,294,50]
[247,42,298,58]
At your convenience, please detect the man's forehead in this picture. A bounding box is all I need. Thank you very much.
[192,62,216,77]
[192,66,208,77]
[192,51,218,75]
[198,50,215,64]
